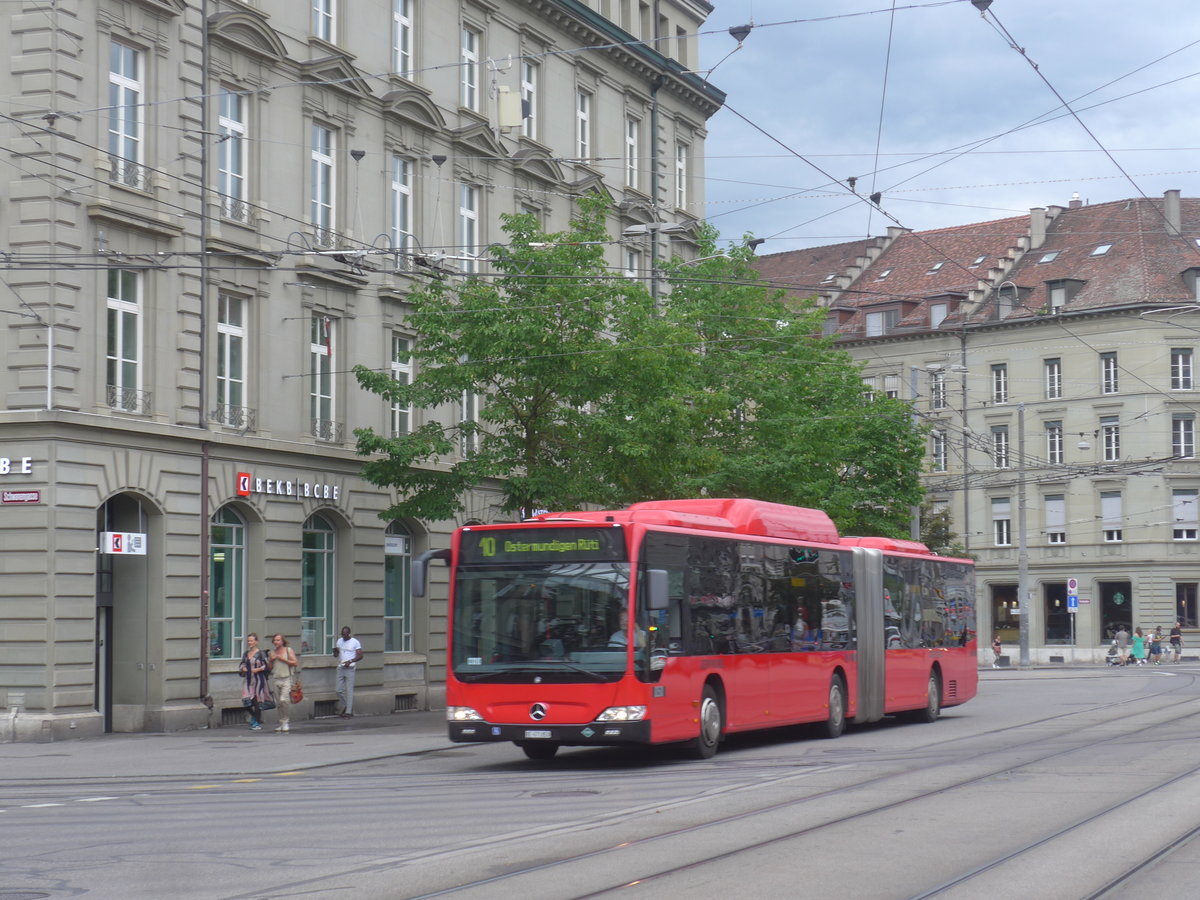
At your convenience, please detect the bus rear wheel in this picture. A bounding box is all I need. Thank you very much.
[821,675,846,739]
[688,686,722,759]
[518,741,560,760]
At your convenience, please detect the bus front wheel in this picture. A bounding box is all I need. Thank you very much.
[688,686,723,759]
[518,741,560,760]
[821,675,846,739]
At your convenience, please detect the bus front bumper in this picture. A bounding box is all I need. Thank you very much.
[449,719,652,746]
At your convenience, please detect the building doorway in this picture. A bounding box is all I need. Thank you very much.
[95,494,151,733]
[1100,581,1133,641]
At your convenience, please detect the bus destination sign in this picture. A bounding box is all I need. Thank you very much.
[460,526,626,565]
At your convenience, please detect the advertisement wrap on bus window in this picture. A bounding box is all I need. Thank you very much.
[434,499,977,761]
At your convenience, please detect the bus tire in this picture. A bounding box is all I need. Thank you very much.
[914,671,941,724]
[518,741,560,760]
[822,675,846,739]
[688,686,722,759]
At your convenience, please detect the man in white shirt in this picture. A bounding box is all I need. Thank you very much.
[333,626,364,717]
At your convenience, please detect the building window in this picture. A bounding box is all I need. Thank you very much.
[520,61,538,139]
[1100,351,1119,394]
[460,27,480,110]
[1173,415,1196,459]
[1044,357,1062,400]
[458,184,479,273]
[1101,415,1120,462]
[991,425,1010,469]
[310,123,335,245]
[991,364,1008,404]
[1101,491,1123,542]
[623,247,641,279]
[301,513,336,655]
[624,116,639,189]
[209,506,246,660]
[1045,494,1066,544]
[390,335,411,437]
[929,370,947,410]
[1091,243,1113,256]
[392,0,413,78]
[217,89,248,222]
[865,309,899,337]
[106,269,142,410]
[1173,489,1198,540]
[390,154,412,253]
[1038,250,1060,263]
[969,255,986,267]
[108,40,144,187]
[1178,583,1199,628]
[461,389,479,457]
[313,0,335,41]
[1045,420,1063,465]
[384,523,413,652]
[216,293,247,427]
[931,430,948,472]
[310,315,336,440]
[575,90,591,161]
[675,142,688,209]
[930,302,948,328]
[992,497,1012,547]
[1171,348,1193,390]
[926,261,945,274]
[881,374,899,399]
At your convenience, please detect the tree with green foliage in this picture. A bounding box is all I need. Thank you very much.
[353,198,928,536]
[919,499,972,558]
[353,195,676,521]
[654,226,928,536]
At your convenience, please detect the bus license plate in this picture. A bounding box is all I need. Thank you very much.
[524,729,552,739]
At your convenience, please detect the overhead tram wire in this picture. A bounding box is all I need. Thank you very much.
[866,0,900,238]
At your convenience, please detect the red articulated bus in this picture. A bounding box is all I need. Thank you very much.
[415,498,977,760]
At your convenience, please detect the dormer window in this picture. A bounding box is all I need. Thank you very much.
[865,308,900,337]
[1090,243,1113,257]
[930,302,949,328]
[1184,267,1200,301]
[1038,250,1061,263]
[926,261,945,274]
[1047,278,1085,310]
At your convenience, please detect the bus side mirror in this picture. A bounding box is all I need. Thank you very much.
[413,548,451,597]
[646,569,670,610]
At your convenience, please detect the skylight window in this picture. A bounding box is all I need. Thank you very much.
[820,272,836,284]
[875,268,893,280]
[969,255,986,267]
[926,261,945,274]
[1038,250,1061,263]
[1090,243,1112,257]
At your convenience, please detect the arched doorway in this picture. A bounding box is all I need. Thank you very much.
[95,493,152,733]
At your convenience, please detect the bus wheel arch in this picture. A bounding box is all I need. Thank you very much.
[687,679,725,759]
[517,740,560,760]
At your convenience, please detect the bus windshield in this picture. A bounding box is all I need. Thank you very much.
[451,561,632,683]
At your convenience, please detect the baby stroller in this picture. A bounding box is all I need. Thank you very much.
[1106,641,1123,667]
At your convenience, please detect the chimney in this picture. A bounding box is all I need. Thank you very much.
[1069,192,1082,209]
[1029,207,1047,250]
[1164,189,1182,236]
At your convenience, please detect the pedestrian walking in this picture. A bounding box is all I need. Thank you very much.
[1114,626,1130,666]
[1130,627,1147,666]
[1170,622,1183,662]
[267,633,298,732]
[238,633,270,731]
[991,635,1002,668]
[333,625,363,718]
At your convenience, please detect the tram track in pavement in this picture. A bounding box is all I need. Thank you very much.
[210,672,1200,899]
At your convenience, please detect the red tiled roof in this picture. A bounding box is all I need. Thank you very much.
[752,238,882,304]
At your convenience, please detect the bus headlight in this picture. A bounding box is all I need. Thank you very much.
[447,706,483,721]
[596,706,647,722]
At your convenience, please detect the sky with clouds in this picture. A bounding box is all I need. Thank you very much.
[695,0,1200,251]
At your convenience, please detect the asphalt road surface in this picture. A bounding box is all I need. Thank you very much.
[3,666,1200,899]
